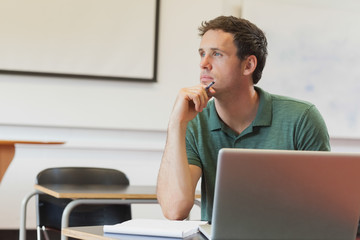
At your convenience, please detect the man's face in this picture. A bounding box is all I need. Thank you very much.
[198,29,243,92]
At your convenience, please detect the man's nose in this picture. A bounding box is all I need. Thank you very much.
[200,55,212,70]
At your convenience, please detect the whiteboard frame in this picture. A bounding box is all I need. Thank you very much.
[0,0,160,82]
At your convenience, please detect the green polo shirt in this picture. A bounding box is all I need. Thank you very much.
[186,87,330,221]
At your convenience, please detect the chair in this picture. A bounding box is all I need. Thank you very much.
[35,167,132,240]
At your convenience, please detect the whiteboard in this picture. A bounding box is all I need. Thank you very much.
[0,0,158,81]
[243,0,360,138]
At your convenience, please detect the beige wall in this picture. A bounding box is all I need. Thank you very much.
[0,0,229,229]
[1,0,360,229]
[0,0,227,130]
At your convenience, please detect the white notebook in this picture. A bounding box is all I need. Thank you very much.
[104,219,206,238]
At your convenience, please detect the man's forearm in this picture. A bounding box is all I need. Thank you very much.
[157,85,209,219]
[157,122,197,220]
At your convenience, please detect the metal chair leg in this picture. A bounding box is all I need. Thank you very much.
[41,226,50,240]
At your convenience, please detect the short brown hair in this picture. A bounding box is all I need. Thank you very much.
[199,16,268,84]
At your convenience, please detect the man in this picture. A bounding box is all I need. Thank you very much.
[157,16,330,222]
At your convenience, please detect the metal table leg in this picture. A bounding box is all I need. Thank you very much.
[19,191,40,240]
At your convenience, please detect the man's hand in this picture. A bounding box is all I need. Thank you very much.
[170,84,215,124]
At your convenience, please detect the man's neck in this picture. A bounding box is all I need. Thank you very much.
[214,86,259,135]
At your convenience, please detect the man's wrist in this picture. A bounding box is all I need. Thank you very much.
[168,119,188,132]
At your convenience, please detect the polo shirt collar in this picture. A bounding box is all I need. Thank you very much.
[208,86,272,131]
[253,86,272,127]
[208,100,222,131]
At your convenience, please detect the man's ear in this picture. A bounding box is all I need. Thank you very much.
[243,55,257,76]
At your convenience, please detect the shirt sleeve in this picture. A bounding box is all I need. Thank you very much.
[295,105,331,151]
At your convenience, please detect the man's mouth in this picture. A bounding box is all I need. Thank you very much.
[200,74,214,84]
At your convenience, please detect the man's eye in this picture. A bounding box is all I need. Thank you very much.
[213,52,221,56]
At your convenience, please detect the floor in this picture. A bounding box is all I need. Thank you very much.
[0,229,64,240]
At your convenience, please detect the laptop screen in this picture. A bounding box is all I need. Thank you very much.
[210,149,360,240]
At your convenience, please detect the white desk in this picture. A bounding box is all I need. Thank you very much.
[62,225,207,240]
[62,225,360,240]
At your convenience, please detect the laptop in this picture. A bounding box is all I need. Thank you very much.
[199,148,360,240]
